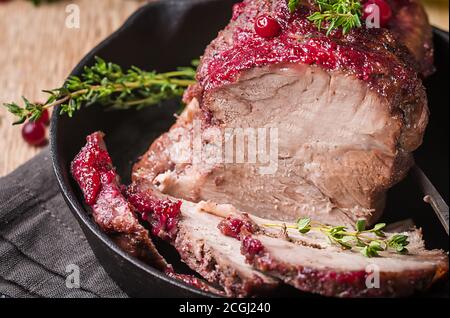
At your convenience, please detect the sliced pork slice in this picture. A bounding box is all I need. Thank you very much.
[125,180,448,298]
[71,132,167,269]
[71,132,227,295]
[126,182,279,297]
[133,85,423,226]
[242,232,448,297]
[214,211,449,298]
[128,181,449,297]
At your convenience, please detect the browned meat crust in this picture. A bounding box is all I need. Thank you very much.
[71,132,167,270]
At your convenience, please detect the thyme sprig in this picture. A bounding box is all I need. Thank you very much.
[288,0,362,35]
[264,218,410,258]
[3,57,197,125]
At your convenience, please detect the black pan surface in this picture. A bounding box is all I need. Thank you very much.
[50,0,449,297]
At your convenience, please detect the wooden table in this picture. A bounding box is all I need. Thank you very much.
[0,0,448,177]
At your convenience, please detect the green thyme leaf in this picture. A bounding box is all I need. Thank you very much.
[387,234,409,254]
[335,236,354,249]
[361,245,379,258]
[329,226,347,239]
[27,0,61,6]
[288,0,363,35]
[369,241,384,251]
[355,239,367,248]
[356,219,366,232]
[372,223,386,232]
[371,223,387,237]
[297,217,312,234]
[264,218,410,258]
[190,59,200,67]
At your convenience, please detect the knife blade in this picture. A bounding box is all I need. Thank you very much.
[412,165,449,235]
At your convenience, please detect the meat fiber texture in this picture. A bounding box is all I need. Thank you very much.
[129,180,448,298]
[133,0,431,227]
[72,132,448,298]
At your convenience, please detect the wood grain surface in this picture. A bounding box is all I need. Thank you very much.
[0,0,146,177]
[0,0,448,177]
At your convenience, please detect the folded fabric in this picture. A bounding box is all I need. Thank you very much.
[0,149,126,298]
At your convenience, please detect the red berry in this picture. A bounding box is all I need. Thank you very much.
[255,15,281,38]
[22,121,46,146]
[242,236,264,256]
[218,217,244,239]
[35,109,50,126]
[362,0,392,27]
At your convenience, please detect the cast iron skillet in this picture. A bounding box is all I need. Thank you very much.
[51,0,449,297]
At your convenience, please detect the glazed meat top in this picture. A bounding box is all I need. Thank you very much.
[197,0,431,97]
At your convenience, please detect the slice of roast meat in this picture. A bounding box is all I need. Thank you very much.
[124,181,448,298]
[133,0,430,226]
[214,207,449,298]
[71,132,226,295]
[126,182,279,297]
[71,132,168,269]
[241,232,448,298]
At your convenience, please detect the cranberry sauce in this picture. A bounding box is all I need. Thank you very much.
[71,132,113,205]
[199,0,418,96]
[218,217,244,239]
[321,270,367,286]
[126,188,182,240]
[218,215,265,257]
[241,235,264,257]
[217,214,259,240]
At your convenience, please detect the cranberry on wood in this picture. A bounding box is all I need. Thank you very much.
[22,121,46,146]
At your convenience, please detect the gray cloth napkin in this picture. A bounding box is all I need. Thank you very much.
[0,149,127,298]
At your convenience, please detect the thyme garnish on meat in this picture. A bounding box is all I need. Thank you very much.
[288,0,362,35]
[3,57,197,125]
[264,218,410,257]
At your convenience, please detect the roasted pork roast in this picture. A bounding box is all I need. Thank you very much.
[133,0,431,226]
[71,0,448,298]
